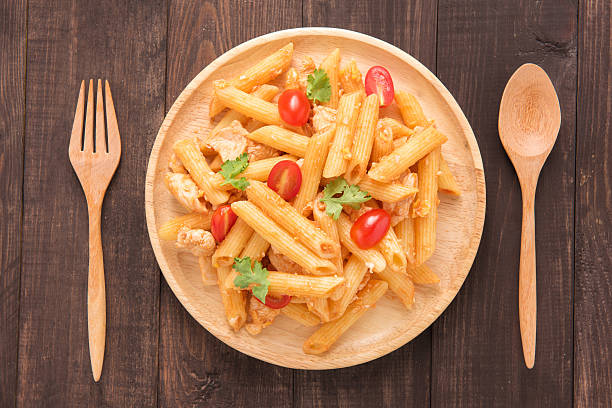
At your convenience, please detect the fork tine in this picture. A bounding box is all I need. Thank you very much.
[83,79,95,152]
[95,79,106,153]
[105,80,121,155]
[69,80,85,154]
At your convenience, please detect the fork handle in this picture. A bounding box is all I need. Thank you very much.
[519,184,537,369]
[87,202,106,382]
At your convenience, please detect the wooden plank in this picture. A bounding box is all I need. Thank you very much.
[433,1,576,406]
[17,1,166,406]
[574,0,611,406]
[296,1,436,407]
[158,1,300,406]
[0,0,26,406]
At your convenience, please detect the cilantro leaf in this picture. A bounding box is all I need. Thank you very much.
[320,177,371,220]
[219,153,250,190]
[306,68,332,103]
[232,256,269,303]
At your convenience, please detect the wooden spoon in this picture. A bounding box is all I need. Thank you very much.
[499,63,561,369]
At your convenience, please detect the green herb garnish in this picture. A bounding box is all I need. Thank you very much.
[306,68,332,103]
[320,177,371,220]
[219,152,249,190]
[232,257,269,303]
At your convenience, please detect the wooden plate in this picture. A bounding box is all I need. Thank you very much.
[145,28,485,369]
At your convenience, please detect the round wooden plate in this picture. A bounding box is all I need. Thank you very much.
[145,28,485,369]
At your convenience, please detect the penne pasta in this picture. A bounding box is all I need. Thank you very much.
[323,91,363,178]
[337,213,386,272]
[209,43,293,117]
[346,94,380,183]
[407,264,440,285]
[247,126,309,157]
[231,201,337,275]
[240,233,270,261]
[376,227,407,273]
[293,125,337,214]
[370,124,394,163]
[198,256,217,286]
[329,255,369,318]
[303,279,388,354]
[216,266,247,331]
[375,267,415,309]
[319,48,340,108]
[378,117,414,139]
[241,154,297,181]
[281,303,321,327]
[438,154,461,196]
[214,82,282,125]
[395,90,430,128]
[308,298,332,323]
[173,139,230,205]
[339,59,364,93]
[246,181,340,259]
[158,212,211,241]
[395,217,416,265]
[368,125,447,182]
[313,197,344,302]
[212,219,254,267]
[266,272,344,298]
[414,147,441,265]
[357,176,418,203]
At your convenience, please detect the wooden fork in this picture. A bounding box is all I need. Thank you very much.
[69,79,121,382]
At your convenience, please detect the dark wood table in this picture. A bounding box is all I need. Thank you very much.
[1,1,610,406]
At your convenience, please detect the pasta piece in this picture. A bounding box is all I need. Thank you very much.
[281,303,321,327]
[313,196,344,302]
[408,264,440,284]
[158,212,211,241]
[241,233,270,260]
[329,255,369,318]
[395,90,430,128]
[319,48,340,108]
[394,218,416,265]
[231,201,337,275]
[378,117,414,139]
[375,267,415,308]
[214,82,282,125]
[208,155,223,172]
[346,94,380,183]
[414,147,441,265]
[247,126,309,157]
[370,124,394,163]
[198,256,217,286]
[209,43,293,117]
[293,125,336,214]
[323,91,363,178]
[212,219,253,267]
[438,154,461,196]
[337,213,386,272]
[243,154,297,180]
[368,125,447,182]
[266,272,344,298]
[216,266,247,331]
[308,298,331,323]
[357,176,418,203]
[173,139,229,205]
[303,279,388,355]
[211,85,279,137]
[246,181,340,259]
[339,59,364,93]
[376,227,407,273]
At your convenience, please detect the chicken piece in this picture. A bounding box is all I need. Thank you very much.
[164,172,208,214]
[383,172,419,226]
[297,56,316,91]
[206,120,248,162]
[245,295,281,335]
[268,246,304,274]
[227,189,246,204]
[176,227,216,257]
[312,105,337,133]
[339,59,364,93]
[246,139,279,162]
[168,153,187,173]
[285,67,300,90]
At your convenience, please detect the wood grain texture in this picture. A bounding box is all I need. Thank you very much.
[0,0,26,406]
[434,0,576,405]
[158,1,300,407]
[574,0,611,405]
[299,1,436,405]
[17,0,165,405]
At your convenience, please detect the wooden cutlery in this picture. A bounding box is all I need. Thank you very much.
[69,79,121,381]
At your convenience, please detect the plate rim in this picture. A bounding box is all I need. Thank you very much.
[145,27,486,369]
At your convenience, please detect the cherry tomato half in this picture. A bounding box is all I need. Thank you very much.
[278,89,311,126]
[350,209,391,249]
[210,205,238,242]
[364,66,395,107]
[256,294,292,309]
[267,160,302,201]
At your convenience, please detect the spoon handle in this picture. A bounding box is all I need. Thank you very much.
[519,185,537,369]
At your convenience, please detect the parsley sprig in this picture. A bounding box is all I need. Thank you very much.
[232,257,269,303]
[219,153,250,190]
[306,68,332,103]
[320,177,371,220]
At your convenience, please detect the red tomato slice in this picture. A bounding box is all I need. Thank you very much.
[364,66,395,107]
[278,89,311,126]
[255,294,292,309]
[267,160,302,201]
[210,205,237,242]
[350,209,391,249]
